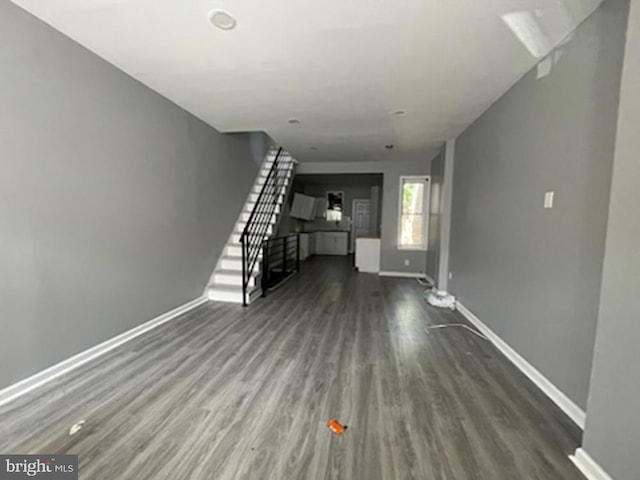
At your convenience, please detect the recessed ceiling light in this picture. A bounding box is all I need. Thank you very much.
[392,109,407,117]
[209,10,236,30]
[288,118,301,124]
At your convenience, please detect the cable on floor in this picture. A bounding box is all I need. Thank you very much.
[425,323,489,341]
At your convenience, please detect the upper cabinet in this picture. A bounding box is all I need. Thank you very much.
[290,193,316,221]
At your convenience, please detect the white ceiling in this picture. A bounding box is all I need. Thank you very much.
[12,0,603,162]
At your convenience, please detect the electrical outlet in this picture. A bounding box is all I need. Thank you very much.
[404,259,410,267]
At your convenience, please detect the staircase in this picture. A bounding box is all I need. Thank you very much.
[207,147,296,304]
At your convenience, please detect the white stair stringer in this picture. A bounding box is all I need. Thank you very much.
[207,149,296,304]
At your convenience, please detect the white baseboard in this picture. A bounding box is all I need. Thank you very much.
[456,301,586,429]
[379,271,426,278]
[0,295,208,408]
[570,448,613,480]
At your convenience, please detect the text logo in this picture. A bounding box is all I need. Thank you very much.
[0,455,77,480]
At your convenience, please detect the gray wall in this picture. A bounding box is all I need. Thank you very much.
[297,158,432,274]
[449,0,628,409]
[426,150,444,283]
[427,141,455,290]
[0,3,257,390]
[301,183,373,224]
[279,175,382,235]
[438,141,455,291]
[370,185,381,237]
[582,1,639,478]
[248,132,277,167]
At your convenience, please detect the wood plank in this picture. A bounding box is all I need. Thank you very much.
[0,257,583,479]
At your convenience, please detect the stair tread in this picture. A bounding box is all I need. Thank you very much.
[235,227,274,234]
[216,268,259,277]
[258,169,292,175]
[221,254,263,262]
[209,284,260,293]
[236,225,275,230]
[209,284,242,292]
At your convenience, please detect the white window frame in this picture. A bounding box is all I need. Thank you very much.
[397,175,430,251]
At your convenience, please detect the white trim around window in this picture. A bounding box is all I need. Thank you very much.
[397,175,430,251]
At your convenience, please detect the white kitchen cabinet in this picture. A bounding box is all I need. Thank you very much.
[314,232,329,255]
[290,193,317,220]
[299,233,315,260]
[314,232,348,255]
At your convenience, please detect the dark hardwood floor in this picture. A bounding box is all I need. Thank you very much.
[0,256,583,479]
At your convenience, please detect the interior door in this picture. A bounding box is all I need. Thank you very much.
[352,199,371,252]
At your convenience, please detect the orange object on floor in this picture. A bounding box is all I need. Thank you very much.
[327,419,346,435]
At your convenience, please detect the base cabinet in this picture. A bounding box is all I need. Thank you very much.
[299,233,315,260]
[313,232,348,255]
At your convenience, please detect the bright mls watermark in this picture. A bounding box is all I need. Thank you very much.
[0,455,77,479]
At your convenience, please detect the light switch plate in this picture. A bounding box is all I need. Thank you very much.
[544,191,555,209]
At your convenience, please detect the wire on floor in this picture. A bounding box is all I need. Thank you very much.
[426,323,489,341]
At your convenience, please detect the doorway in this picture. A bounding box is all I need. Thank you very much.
[351,199,371,252]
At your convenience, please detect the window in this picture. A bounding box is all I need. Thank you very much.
[326,209,342,222]
[325,190,344,222]
[398,176,430,250]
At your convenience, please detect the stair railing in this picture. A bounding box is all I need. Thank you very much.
[261,233,300,294]
[240,147,292,305]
